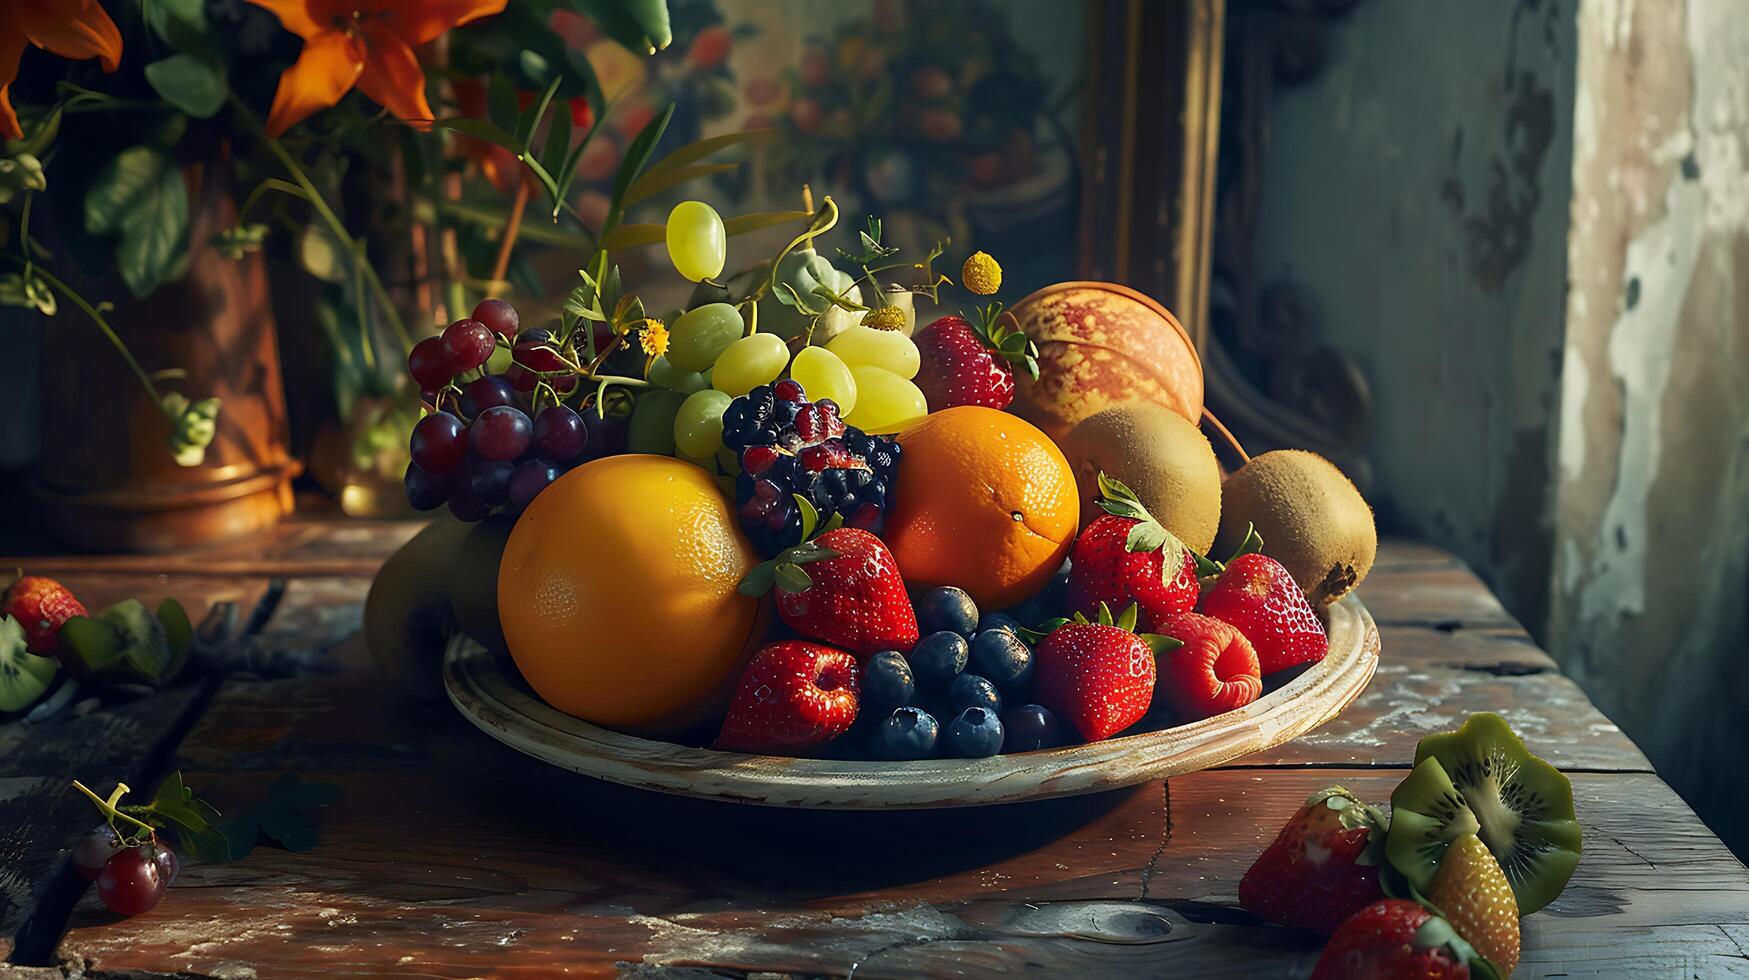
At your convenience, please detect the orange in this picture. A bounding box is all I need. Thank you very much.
[497,454,765,737]
[885,406,1079,610]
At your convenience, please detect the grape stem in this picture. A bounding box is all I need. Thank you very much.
[71,780,157,843]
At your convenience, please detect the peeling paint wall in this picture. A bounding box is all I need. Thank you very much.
[1551,0,1749,852]
[1251,0,1576,633]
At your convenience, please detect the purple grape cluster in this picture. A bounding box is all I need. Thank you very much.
[402,299,627,520]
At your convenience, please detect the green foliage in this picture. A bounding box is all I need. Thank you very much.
[144,55,227,118]
[82,146,189,298]
[568,0,673,54]
[219,772,343,857]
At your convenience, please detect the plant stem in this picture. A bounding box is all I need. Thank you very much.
[490,175,531,286]
[71,780,157,838]
[29,265,171,416]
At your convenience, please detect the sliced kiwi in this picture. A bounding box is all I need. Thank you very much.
[1389,712,1581,914]
[0,615,58,713]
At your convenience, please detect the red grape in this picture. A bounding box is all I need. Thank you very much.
[404,462,453,511]
[96,847,164,916]
[469,459,515,507]
[472,298,520,338]
[409,412,468,474]
[514,341,568,373]
[508,460,563,509]
[407,337,454,390]
[533,405,588,461]
[470,406,533,460]
[441,318,496,373]
[462,375,517,417]
[505,364,538,392]
[148,842,178,887]
[72,825,123,881]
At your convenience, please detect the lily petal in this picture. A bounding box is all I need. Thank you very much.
[245,0,330,41]
[16,0,122,71]
[356,29,432,129]
[264,29,364,137]
[394,0,508,46]
[0,28,28,141]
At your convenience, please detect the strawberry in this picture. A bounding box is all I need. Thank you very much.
[715,641,861,753]
[1312,900,1487,980]
[2,574,87,656]
[1030,605,1164,742]
[1238,785,1389,935]
[739,526,919,656]
[912,312,1038,410]
[1199,552,1328,674]
[1426,833,1520,976]
[1156,612,1262,721]
[1066,474,1204,631]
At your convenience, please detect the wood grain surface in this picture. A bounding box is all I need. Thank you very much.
[0,533,1740,979]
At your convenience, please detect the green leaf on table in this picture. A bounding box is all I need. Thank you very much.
[144,54,226,118]
[134,770,230,861]
[567,0,671,54]
[218,772,343,859]
[83,145,188,298]
[609,103,673,212]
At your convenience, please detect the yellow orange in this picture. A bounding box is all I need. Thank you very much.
[885,406,1078,609]
[497,454,765,737]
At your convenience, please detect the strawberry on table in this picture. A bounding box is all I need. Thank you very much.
[715,641,861,754]
[2,574,87,656]
[1155,612,1262,721]
[1238,785,1388,935]
[1426,833,1520,976]
[1311,899,1487,980]
[1029,605,1164,742]
[1067,474,1204,631]
[739,525,919,656]
[912,312,1038,411]
[1200,551,1328,674]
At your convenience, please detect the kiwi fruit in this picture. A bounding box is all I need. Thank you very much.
[1388,712,1582,915]
[1059,402,1222,553]
[1216,450,1376,605]
[0,615,57,713]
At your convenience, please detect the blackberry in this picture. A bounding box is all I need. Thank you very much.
[727,383,903,556]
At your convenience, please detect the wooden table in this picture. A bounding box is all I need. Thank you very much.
[2,522,1745,978]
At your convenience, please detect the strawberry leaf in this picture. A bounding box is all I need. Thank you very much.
[1115,602,1139,632]
[774,563,813,593]
[737,562,777,596]
[1222,522,1265,563]
[820,510,845,534]
[1094,602,1115,626]
[1137,632,1183,656]
[795,494,820,542]
[1125,521,1168,554]
[1015,617,1071,645]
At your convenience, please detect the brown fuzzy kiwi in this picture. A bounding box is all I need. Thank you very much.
[1059,403,1222,553]
[1215,450,1376,605]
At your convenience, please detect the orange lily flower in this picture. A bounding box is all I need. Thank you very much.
[249,0,507,137]
[0,0,123,140]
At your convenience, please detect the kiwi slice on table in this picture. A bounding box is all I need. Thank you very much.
[1388,712,1582,914]
[0,615,59,713]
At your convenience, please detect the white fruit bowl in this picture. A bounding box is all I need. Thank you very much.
[442,596,1380,809]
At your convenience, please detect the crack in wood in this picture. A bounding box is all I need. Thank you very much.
[1138,780,1173,900]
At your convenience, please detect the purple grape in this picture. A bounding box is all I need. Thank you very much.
[533,405,588,461]
[581,405,629,460]
[462,375,517,418]
[72,824,123,881]
[441,318,496,373]
[404,462,454,511]
[469,405,532,461]
[149,842,179,887]
[516,327,553,346]
[508,459,563,509]
[473,298,520,338]
[409,412,467,474]
[470,459,515,507]
[448,480,492,522]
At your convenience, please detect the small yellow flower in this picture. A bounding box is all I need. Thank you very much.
[961,251,1002,296]
[862,305,906,331]
[639,318,670,357]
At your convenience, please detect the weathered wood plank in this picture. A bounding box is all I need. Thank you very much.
[50,770,1749,978]
[0,518,421,580]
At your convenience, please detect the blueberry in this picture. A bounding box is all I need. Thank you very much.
[917,586,979,637]
[863,651,915,710]
[908,631,968,685]
[876,707,940,760]
[969,628,1033,690]
[948,673,1003,716]
[978,612,1022,636]
[944,707,1005,758]
[1002,704,1062,753]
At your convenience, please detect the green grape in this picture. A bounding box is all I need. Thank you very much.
[844,366,928,434]
[716,445,742,476]
[712,333,791,396]
[674,388,733,458]
[668,303,744,372]
[648,356,707,393]
[666,201,727,282]
[788,346,858,414]
[827,324,920,379]
[627,390,687,455]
